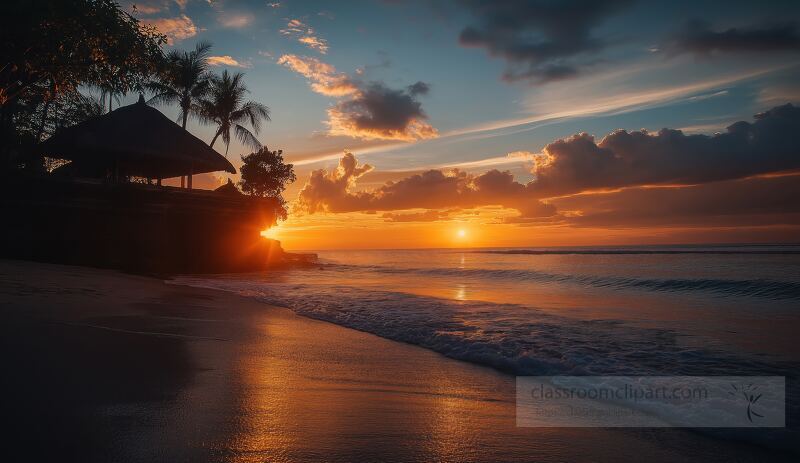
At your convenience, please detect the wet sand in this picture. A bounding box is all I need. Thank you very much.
[0,259,791,462]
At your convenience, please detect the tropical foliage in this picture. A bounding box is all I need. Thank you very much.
[1,1,291,217]
[147,41,213,129]
[239,147,296,219]
[1,0,165,171]
[199,70,270,156]
[0,0,165,107]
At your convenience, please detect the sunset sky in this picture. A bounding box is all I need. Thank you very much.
[127,0,800,249]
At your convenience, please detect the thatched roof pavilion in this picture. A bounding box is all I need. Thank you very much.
[41,95,235,187]
[214,178,244,196]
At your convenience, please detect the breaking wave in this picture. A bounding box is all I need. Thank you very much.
[171,276,796,378]
[329,264,800,300]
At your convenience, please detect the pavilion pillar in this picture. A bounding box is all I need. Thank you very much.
[180,176,185,188]
[157,178,162,187]
[188,163,193,190]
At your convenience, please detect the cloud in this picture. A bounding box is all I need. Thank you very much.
[529,103,800,198]
[143,14,197,44]
[207,55,251,68]
[327,82,438,141]
[127,1,164,15]
[277,55,359,96]
[218,13,254,29]
[298,36,329,54]
[407,81,430,96]
[174,0,188,10]
[294,104,800,229]
[668,20,800,56]
[281,19,329,54]
[507,150,537,160]
[551,174,800,228]
[457,0,631,83]
[295,152,374,214]
[278,55,437,141]
[382,210,451,222]
[441,63,785,142]
[295,153,553,216]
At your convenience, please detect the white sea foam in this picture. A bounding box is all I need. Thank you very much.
[171,246,800,451]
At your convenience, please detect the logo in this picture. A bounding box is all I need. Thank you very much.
[729,383,764,423]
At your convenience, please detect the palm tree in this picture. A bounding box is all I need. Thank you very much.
[147,41,213,129]
[97,84,123,113]
[200,70,270,156]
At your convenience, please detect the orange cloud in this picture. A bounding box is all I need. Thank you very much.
[278,55,438,141]
[295,152,374,214]
[295,152,552,216]
[298,36,329,54]
[143,14,197,44]
[325,82,438,141]
[530,104,800,198]
[382,210,452,222]
[547,173,800,228]
[207,55,251,68]
[218,13,254,29]
[281,19,329,54]
[293,104,800,230]
[327,106,438,141]
[277,54,359,96]
[129,2,162,15]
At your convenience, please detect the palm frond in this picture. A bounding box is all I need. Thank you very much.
[232,100,270,133]
[145,81,179,106]
[194,41,213,62]
[235,124,262,150]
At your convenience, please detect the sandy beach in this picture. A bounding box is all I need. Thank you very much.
[0,259,792,462]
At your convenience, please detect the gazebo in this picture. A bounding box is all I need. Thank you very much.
[40,95,235,188]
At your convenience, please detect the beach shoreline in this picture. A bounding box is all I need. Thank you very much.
[0,259,792,462]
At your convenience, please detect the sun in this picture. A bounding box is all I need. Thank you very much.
[457,229,467,238]
[261,227,280,240]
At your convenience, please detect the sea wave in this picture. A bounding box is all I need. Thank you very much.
[170,276,796,379]
[171,264,800,451]
[328,264,800,300]
[473,248,800,255]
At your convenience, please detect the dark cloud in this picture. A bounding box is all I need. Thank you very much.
[279,55,436,141]
[295,153,554,217]
[295,152,374,214]
[407,81,430,96]
[669,20,800,56]
[530,103,800,197]
[457,0,631,83]
[295,104,800,230]
[329,82,437,141]
[551,174,800,228]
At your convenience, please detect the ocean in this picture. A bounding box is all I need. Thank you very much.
[173,244,800,450]
[175,244,800,378]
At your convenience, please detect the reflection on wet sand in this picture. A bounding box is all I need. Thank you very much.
[213,308,786,462]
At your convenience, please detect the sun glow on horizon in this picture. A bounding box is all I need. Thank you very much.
[261,227,280,240]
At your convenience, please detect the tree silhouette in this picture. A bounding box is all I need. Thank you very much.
[147,41,213,129]
[200,70,270,156]
[239,147,295,220]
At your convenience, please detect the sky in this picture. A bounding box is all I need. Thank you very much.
[124,0,800,249]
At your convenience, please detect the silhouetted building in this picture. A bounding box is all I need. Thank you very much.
[1,98,297,273]
[41,95,234,188]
